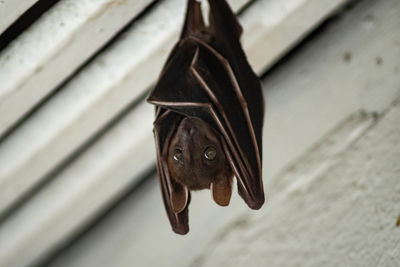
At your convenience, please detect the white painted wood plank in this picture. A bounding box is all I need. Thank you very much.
[242,0,349,73]
[0,0,154,136]
[0,101,155,267]
[40,0,400,266]
[0,0,249,219]
[0,0,38,33]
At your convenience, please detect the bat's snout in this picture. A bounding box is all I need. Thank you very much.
[178,117,201,137]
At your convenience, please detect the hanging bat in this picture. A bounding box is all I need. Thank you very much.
[147,0,265,234]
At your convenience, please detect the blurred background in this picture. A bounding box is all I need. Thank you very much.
[0,0,399,266]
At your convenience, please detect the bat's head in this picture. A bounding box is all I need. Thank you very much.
[167,116,233,206]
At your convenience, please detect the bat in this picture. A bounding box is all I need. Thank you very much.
[147,0,265,234]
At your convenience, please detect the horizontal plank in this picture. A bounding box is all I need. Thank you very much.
[0,0,155,137]
[242,0,349,73]
[0,0,156,215]
[0,0,38,33]
[0,101,155,267]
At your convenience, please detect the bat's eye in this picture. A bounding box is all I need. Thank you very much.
[203,146,217,161]
[173,148,184,163]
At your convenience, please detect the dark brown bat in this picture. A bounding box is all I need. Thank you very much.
[147,0,265,234]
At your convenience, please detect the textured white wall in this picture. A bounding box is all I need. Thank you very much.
[190,102,400,267]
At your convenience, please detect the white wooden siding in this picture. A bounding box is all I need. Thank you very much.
[0,0,38,33]
[0,0,155,137]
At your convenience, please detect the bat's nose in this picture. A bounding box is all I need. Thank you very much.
[179,117,199,137]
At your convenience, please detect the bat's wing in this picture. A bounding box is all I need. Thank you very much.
[153,108,191,234]
[207,0,265,207]
[148,35,264,209]
[208,0,264,161]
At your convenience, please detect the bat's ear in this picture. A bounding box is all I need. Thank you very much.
[170,183,189,213]
[207,0,243,39]
[211,173,233,206]
[181,0,206,39]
